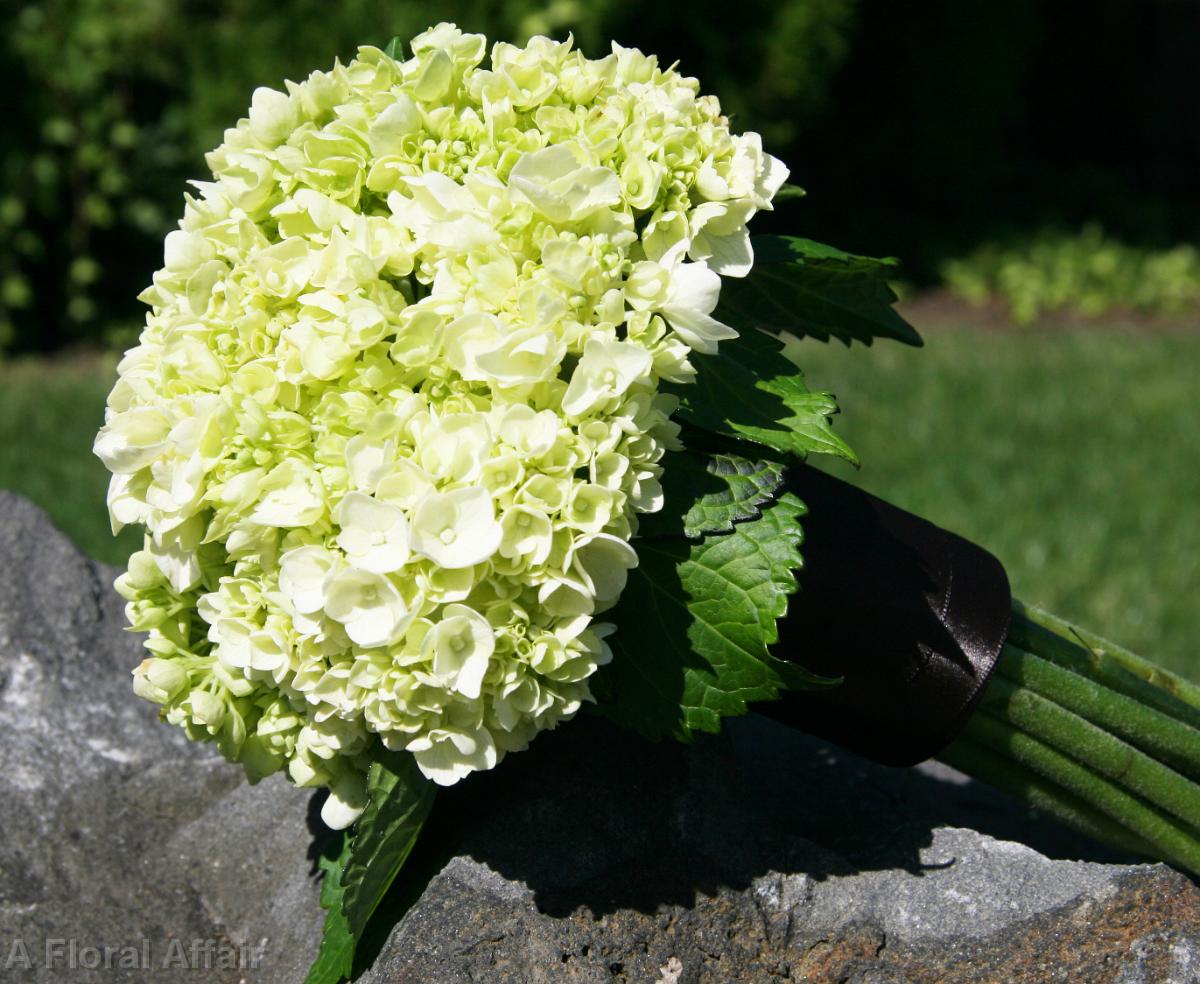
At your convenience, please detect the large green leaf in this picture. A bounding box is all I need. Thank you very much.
[305,831,356,984]
[672,327,858,465]
[592,489,835,741]
[638,450,786,540]
[718,235,922,347]
[341,751,436,939]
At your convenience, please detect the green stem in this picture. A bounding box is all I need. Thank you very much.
[1012,601,1200,721]
[934,599,1200,878]
[960,710,1200,875]
[994,644,1200,781]
[937,736,1156,859]
[977,675,1200,826]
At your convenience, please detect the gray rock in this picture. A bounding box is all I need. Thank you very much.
[0,492,323,983]
[356,715,1200,984]
[0,492,1196,984]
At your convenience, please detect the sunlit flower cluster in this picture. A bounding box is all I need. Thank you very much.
[94,23,785,826]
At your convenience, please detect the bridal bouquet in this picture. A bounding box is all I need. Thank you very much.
[94,24,1200,983]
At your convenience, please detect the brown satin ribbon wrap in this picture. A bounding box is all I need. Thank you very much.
[762,464,1012,767]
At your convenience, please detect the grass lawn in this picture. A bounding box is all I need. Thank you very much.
[0,355,143,567]
[1,326,1197,679]
[801,326,1200,679]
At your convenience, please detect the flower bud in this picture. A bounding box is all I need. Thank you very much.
[131,658,188,705]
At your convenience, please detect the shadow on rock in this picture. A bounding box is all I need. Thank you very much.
[362,711,1136,928]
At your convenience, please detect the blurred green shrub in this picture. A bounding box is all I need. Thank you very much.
[0,0,856,356]
[2,0,178,352]
[941,226,1200,325]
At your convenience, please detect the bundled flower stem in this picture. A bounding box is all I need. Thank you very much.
[940,603,1200,875]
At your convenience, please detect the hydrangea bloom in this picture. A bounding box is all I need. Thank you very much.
[95,23,786,828]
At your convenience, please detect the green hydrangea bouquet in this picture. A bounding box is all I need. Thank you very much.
[94,24,1200,984]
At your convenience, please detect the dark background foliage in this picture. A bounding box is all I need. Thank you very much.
[2,0,1196,354]
[791,0,1200,278]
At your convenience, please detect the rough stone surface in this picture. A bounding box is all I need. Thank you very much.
[0,492,324,984]
[1,492,1197,984]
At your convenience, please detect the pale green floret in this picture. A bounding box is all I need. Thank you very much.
[94,22,786,826]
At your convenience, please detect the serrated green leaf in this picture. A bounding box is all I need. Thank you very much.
[382,36,403,60]
[341,751,436,940]
[774,183,807,201]
[638,450,786,539]
[718,235,922,348]
[592,492,836,741]
[305,831,356,984]
[671,328,858,465]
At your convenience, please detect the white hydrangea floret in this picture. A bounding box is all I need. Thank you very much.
[335,492,410,573]
[562,339,653,417]
[423,603,494,699]
[410,487,503,569]
[324,568,412,648]
[407,726,498,787]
